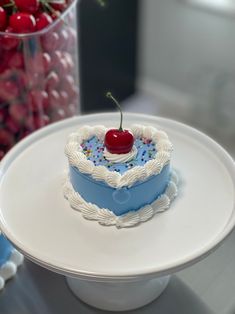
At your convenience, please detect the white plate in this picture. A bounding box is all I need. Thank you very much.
[0,113,234,281]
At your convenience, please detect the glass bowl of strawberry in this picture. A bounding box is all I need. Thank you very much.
[0,0,79,161]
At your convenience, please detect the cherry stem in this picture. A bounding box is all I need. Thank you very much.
[106,92,123,131]
[40,0,66,25]
[3,1,14,8]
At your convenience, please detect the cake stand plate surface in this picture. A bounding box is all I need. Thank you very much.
[0,113,234,311]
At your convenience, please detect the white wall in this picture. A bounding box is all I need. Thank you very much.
[139,0,235,95]
[137,0,235,135]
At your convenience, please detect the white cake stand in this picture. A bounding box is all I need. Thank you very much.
[0,113,235,312]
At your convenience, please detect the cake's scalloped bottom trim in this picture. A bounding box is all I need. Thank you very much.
[63,171,178,228]
[0,249,24,290]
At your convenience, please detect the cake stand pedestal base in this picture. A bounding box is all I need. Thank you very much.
[66,275,170,311]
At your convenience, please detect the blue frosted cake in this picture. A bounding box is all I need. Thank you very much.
[0,233,23,289]
[64,124,178,228]
[0,236,12,268]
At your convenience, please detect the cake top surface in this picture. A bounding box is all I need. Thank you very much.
[65,124,173,188]
[81,136,157,175]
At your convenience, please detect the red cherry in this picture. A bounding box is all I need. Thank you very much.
[6,116,21,134]
[0,107,7,123]
[14,0,39,14]
[0,0,11,5]
[61,74,75,96]
[62,52,74,72]
[24,115,35,131]
[59,90,69,107]
[0,128,14,148]
[32,73,45,89]
[50,2,67,12]
[66,103,77,116]
[104,129,134,154]
[0,68,13,80]
[42,52,52,74]
[9,13,36,33]
[104,92,134,154]
[42,114,50,126]
[6,51,24,69]
[48,90,60,110]
[51,108,66,122]
[24,113,49,131]
[46,71,59,91]
[28,52,51,76]
[36,12,53,31]
[57,57,69,76]
[0,150,5,161]
[15,69,28,89]
[50,50,62,67]
[34,113,49,129]
[27,54,44,75]
[42,31,59,51]
[0,52,7,73]
[0,80,19,101]
[0,63,6,74]
[9,103,27,123]
[68,85,79,101]
[0,6,7,31]
[58,29,69,50]
[0,27,20,50]
[2,69,27,89]
[29,90,49,112]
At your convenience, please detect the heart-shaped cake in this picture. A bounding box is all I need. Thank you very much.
[64,124,178,228]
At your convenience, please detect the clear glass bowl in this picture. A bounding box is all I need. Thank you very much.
[0,0,79,161]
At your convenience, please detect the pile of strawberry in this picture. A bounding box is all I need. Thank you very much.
[0,0,78,160]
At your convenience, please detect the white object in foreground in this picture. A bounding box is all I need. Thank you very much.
[0,249,24,290]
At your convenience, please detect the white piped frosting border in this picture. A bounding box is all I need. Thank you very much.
[63,170,178,228]
[65,125,173,188]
